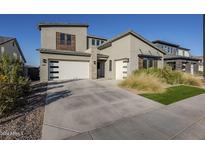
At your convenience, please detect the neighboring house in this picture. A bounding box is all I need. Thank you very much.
[87,35,107,49]
[153,40,200,75]
[38,23,165,81]
[0,36,26,64]
[195,56,203,73]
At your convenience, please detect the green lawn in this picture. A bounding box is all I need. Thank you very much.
[140,85,205,105]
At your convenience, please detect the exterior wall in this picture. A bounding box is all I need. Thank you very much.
[40,52,90,82]
[0,40,24,63]
[85,47,98,79]
[99,34,164,80]
[87,37,106,49]
[99,35,132,79]
[40,27,87,52]
[130,35,164,72]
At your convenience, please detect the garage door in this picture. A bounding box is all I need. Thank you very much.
[49,60,89,80]
[115,60,128,80]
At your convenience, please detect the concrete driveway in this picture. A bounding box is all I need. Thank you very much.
[42,79,163,139]
[42,79,205,140]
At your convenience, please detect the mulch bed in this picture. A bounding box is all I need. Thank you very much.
[0,82,47,140]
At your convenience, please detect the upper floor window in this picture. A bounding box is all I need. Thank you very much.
[66,34,71,45]
[60,33,65,45]
[60,33,72,45]
[56,32,76,51]
[101,40,104,44]
[92,39,95,45]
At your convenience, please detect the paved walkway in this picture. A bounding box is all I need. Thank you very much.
[42,79,205,140]
[68,93,205,140]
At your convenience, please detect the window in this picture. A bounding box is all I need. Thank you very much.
[143,58,157,69]
[101,40,104,44]
[109,60,112,71]
[50,66,59,68]
[92,39,95,45]
[143,59,148,69]
[96,40,100,46]
[57,32,76,51]
[66,34,71,45]
[60,33,65,45]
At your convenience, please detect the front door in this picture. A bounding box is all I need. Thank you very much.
[97,61,105,78]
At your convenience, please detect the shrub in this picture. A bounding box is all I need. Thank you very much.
[0,54,30,116]
[182,73,203,87]
[119,72,167,93]
[120,67,203,94]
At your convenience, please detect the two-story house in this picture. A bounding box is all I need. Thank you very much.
[38,23,165,81]
[153,40,200,75]
[0,36,26,64]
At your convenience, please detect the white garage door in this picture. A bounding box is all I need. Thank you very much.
[49,60,89,80]
[115,60,128,80]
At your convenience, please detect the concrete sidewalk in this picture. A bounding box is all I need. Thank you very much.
[67,93,205,140]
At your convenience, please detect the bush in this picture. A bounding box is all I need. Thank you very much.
[182,73,203,87]
[119,72,167,93]
[0,54,30,116]
[120,67,203,93]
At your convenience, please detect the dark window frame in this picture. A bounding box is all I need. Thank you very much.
[109,60,112,71]
[60,33,65,45]
[66,34,72,45]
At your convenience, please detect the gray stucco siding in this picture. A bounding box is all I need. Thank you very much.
[41,27,88,52]
[99,35,132,79]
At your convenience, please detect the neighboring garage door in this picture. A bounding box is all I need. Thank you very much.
[49,60,89,80]
[115,60,128,80]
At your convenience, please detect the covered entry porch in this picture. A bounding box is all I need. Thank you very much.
[97,54,108,78]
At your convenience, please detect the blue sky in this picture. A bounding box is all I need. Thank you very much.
[0,14,203,66]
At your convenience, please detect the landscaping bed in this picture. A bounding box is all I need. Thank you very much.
[119,67,205,104]
[0,82,47,140]
[140,85,205,105]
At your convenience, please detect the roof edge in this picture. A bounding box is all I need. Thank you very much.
[98,30,166,55]
[38,23,89,30]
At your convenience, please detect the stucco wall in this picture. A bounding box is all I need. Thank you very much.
[99,34,164,80]
[130,35,164,71]
[40,52,90,82]
[41,27,87,52]
[99,35,132,79]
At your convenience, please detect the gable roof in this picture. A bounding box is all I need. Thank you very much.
[98,30,166,55]
[0,36,26,63]
[38,22,89,30]
[0,36,15,45]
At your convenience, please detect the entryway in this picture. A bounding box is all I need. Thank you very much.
[97,61,105,78]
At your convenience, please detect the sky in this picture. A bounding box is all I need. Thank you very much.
[0,14,203,66]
